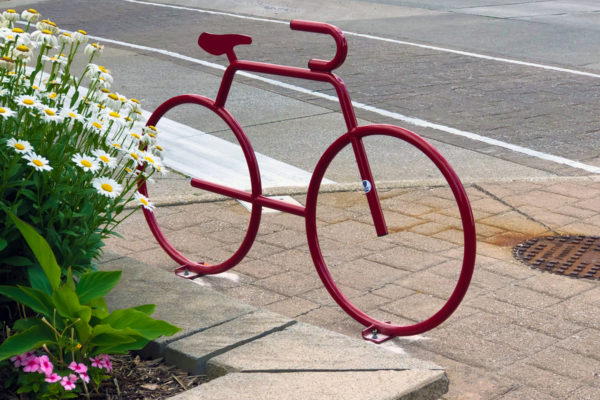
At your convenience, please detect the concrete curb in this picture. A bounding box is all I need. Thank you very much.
[99,251,448,399]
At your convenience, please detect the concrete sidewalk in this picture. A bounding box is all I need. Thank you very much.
[102,172,600,399]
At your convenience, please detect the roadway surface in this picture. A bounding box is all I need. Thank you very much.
[10,0,600,188]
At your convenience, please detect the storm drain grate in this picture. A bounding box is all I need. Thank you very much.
[513,236,600,280]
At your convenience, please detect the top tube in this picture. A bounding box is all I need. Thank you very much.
[207,20,358,131]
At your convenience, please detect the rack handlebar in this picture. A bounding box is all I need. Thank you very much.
[290,19,347,72]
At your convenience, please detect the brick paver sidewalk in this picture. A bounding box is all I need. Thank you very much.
[105,174,600,399]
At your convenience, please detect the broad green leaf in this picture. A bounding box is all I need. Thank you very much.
[95,336,150,355]
[102,309,180,340]
[7,213,60,291]
[52,285,91,322]
[0,238,6,251]
[132,304,156,315]
[28,265,53,296]
[76,270,121,305]
[12,318,46,332]
[3,256,32,266]
[0,285,54,318]
[0,325,55,361]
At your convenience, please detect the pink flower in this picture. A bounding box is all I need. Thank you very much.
[60,374,78,391]
[100,354,112,372]
[45,372,61,383]
[69,361,87,374]
[22,357,40,373]
[90,356,102,368]
[79,371,90,383]
[10,351,35,368]
[38,355,53,376]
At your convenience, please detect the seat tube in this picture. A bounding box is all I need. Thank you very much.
[350,135,388,236]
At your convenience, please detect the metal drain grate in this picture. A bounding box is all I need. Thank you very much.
[513,236,600,280]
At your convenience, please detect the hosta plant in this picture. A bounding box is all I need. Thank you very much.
[0,212,180,399]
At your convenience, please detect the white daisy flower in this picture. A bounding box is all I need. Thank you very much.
[134,191,155,211]
[40,107,63,123]
[141,151,163,170]
[15,94,40,109]
[72,30,88,45]
[36,19,59,35]
[92,149,117,168]
[30,29,58,49]
[12,44,32,61]
[61,108,85,123]
[84,42,104,57]
[6,138,32,153]
[2,9,19,23]
[42,54,67,65]
[23,152,52,172]
[125,150,143,166]
[58,32,74,46]
[0,56,15,71]
[72,153,100,172]
[21,9,40,23]
[87,120,104,133]
[92,177,122,199]
[104,110,126,126]
[0,105,16,118]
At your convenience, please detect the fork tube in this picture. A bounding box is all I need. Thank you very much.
[351,135,388,236]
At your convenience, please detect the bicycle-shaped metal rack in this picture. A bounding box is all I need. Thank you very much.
[139,20,476,343]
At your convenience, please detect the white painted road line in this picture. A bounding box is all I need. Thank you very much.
[124,0,600,79]
[144,112,331,189]
[91,32,600,175]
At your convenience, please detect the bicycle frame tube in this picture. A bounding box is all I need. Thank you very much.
[214,59,388,235]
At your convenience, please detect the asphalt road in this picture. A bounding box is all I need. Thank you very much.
[9,0,600,186]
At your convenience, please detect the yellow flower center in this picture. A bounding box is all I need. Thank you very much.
[16,45,30,52]
[2,56,13,62]
[6,9,15,14]
[23,99,34,105]
[33,159,44,167]
[0,107,5,113]
[42,19,56,27]
[92,122,102,129]
[112,143,121,149]
[130,153,138,160]
[148,132,156,138]
[42,29,52,35]
[12,28,24,34]
[15,143,24,150]
[155,145,163,151]
[75,343,82,349]
[144,156,155,164]
[81,160,92,168]
[44,109,55,116]
[131,133,140,139]
[28,9,38,13]
[100,155,109,163]
[109,111,120,118]
[69,112,77,118]
[101,183,113,192]
[108,93,118,100]
[62,32,71,37]
[48,93,57,99]
[78,29,87,35]
[140,198,149,206]
[131,98,140,104]
[147,125,157,131]
[99,65,108,73]
[101,88,110,93]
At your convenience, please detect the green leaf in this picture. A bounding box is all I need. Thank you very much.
[0,325,55,361]
[7,213,60,291]
[0,285,54,318]
[76,270,121,305]
[102,309,180,340]
[0,238,6,252]
[132,304,156,315]
[12,318,46,332]
[52,285,89,322]
[3,256,32,266]
[28,265,53,296]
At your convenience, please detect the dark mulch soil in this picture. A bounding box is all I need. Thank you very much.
[1,353,208,399]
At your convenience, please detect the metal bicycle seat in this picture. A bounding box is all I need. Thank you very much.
[198,32,252,56]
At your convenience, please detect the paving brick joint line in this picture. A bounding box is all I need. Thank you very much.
[104,174,600,399]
